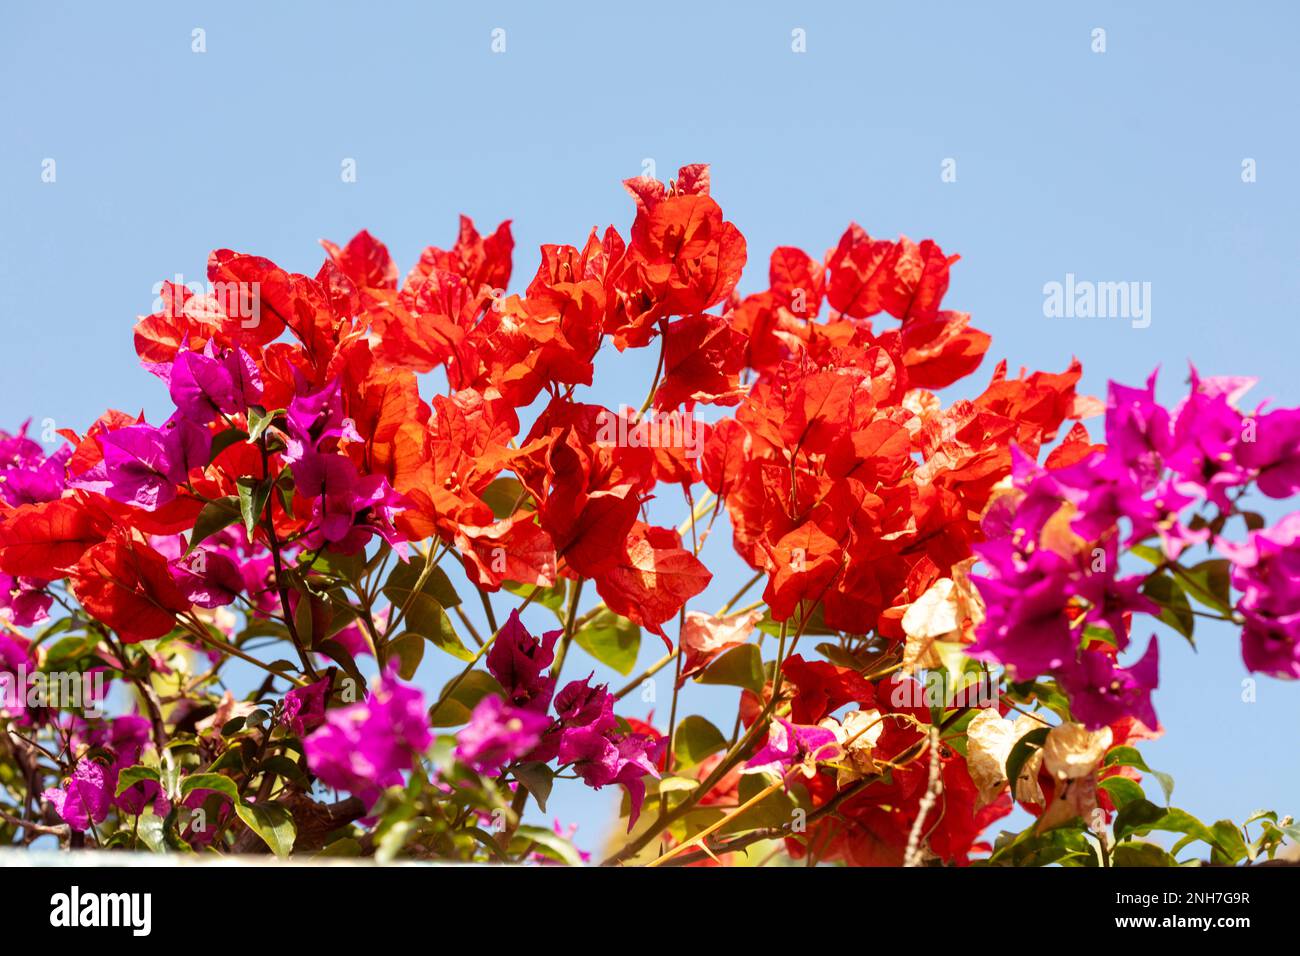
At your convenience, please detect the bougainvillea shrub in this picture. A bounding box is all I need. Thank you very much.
[1,164,1295,866]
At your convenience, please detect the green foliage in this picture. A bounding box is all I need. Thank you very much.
[574,609,641,675]
[672,715,726,770]
[697,644,765,692]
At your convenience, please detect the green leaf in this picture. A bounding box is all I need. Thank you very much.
[275,467,295,517]
[1147,807,1218,845]
[482,476,529,519]
[237,476,273,537]
[259,756,311,790]
[161,763,182,803]
[34,615,77,644]
[756,603,835,638]
[1113,842,1178,867]
[245,406,280,444]
[720,773,804,833]
[1207,820,1248,865]
[235,801,296,858]
[209,426,249,461]
[382,559,461,610]
[462,827,511,863]
[428,670,504,727]
[1008,680,1074,722]
[512,762,554,813]
[1104,746,1174,804]
[986,824,1097,867]
[1241,511,1267,532]
[1142,573,1195,642]
[314,639,366,690]
[1098,776,1145,809]
[292,592,316,648]
[1131,544,1164,567]
[1114,802,1242,864]
[134,813,167,852]
[672,715,726,770]
[511,824,583,866]
[1177,559,1234,616]
[574,609,641,675]
[115,765,160,796]
[1004,726,1050,793]
[42,633,104,671]
[316,549,364,586]
[1113,798,1167,842]
[410,610,475,663]
[696,644,765,693]
[815,641,872,671]
[179,772,240,803]
[1082,625,1118,649]
[386,633,426,680]
[187,496,242,554]
[315,837,363,858]
[207,746,247,775]
[1243,808,1278,826]
[502,580,566,616]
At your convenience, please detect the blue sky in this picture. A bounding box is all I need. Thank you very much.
[2,2,1297,857]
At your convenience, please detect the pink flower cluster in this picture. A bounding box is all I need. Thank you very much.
[971,367,1300,729]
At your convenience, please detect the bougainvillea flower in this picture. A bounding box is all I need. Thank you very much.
[781,655,876,725]
[593,523,711,646]
[291,452,367,543]
[1058,639,1160,732]
[455,694,551,775]
[168,547,245,608]
[557,725,662,828]
[66,715,170,819]
[44,759,113,832]
[964,709,1052,808]
[1238,407,1300,500]
[677,608,763,686]
[283,378,361,463]
[0,423,70,506]
[281,677,331,737]
[321,229,399,291]
[820,709,885,788]
[165,345,260,425]
[1219,513,1300,678]
[514,672,665,828]
[0,573,52,627]
[0,497,112,580]
[1165,369,1253,508]
[652,312,747,410]
[967,548,1077,679]
[11,167,1300,869]
[486,610,561,713]
[1104,371,1172,490]
[608,165,746,349]
[72,417,210,511]
[456,514,557,591]
[743,717,842,780]
[551,674,618,735]
[304,672,432,807]
[70,533,191,643]
[1035,723,1115,832]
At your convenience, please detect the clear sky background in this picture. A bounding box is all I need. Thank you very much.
[2,1,1297,857]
